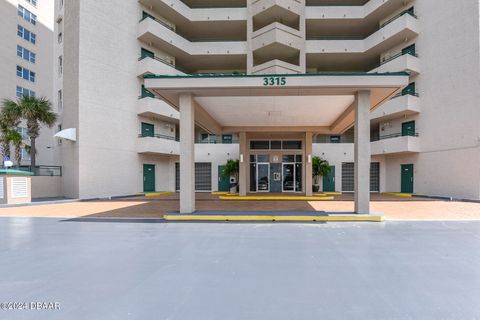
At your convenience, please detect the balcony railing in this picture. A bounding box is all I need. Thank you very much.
[9,165,63,176]
[196,138,240,144]
[138,55,189,74]
[380,50,418,66]
[380,9,417,28]
[371,132,419,142]
[178,0,246,8]
[138,134,179,141]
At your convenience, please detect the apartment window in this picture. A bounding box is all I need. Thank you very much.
[17,25,36,44]
[57,124,62,145]
[16,65,35,82]
[59,0,64,9]
[16,86,35,98]
[58,56,63,76]
[18,5,37,25]
[16,127,29,140]
[58,90,63,111]
[57,32,63,43]
[26,0,37,7]
[21,147,31,161]
[17,45,36,63]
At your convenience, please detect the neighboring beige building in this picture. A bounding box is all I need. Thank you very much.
[54,0,480,207]
[0,0,59,168]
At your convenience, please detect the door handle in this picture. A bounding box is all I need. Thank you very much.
[411,177,413,182]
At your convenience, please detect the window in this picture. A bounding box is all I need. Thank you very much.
[58,56,63,76]
[18,5,37,25]
[59,0,64,9]
[17,25,36,44]
[26,0,37,7]
[250,141,270,150]
[57,32,63,43]
[282,140,302,150]
[16,86,35,98]
[16,127,29,140]
[330,136,341,143]
[17,45,36,63]
[16,65,35,82]
[58,90,63,111]
[21,147,31,161]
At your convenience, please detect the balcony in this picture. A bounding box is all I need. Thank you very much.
[138,97,179,122]
[252,59,302,74]
[306,11,419,54]
[252,22,302,66]
[252,0,302,31]
[137,134,180,156]
[370,52,420,75]
[137,16,247,56]
[137,56,187,77]
[371,93,420,122]
[371,133,420,155]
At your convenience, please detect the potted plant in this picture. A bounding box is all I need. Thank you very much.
[312,156,331,192]
[222,159,239,194]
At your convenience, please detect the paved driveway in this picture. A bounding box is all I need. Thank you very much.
[1,218,479,319]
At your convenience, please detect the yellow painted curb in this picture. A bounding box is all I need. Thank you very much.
[218,195,335,201]
[164,215,384,222]
[383,192,413,197]
[145,192,174,197]
[211,191,232,195]
[323,192,342,195]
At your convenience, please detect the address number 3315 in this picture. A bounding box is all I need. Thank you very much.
[263,76,287,86]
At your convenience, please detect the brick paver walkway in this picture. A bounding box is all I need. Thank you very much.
[0,193,479,220]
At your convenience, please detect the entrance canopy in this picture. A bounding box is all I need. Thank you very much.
[144,73,409,134]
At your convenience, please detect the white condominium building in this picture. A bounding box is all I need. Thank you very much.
[0,0,59,167]
[54,0,480,210]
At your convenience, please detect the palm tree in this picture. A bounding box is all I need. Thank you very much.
[0,100,22,160]
[312,156,331,192]
[2,96,57,169]
[6,129,23,166]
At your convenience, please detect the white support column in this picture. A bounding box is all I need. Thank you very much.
[179,93,195,213]
[305,132,313,196]
[354,91,371,214]
[239,132,247,196]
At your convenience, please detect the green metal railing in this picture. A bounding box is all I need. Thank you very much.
[178,0,246,8]
[380,8,417,28]
[371,132,419,142]
[138,55,189,74]
[138,133,179,142]
[380,50,418,66]
[13,165,63,176]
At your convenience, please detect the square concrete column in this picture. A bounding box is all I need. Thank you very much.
[239,132,247,196]
[354,91,371,214]
[179,93,195,213]
[305,132,313,196]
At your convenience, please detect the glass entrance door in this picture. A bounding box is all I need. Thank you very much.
[256,163,270,192]
[282,163,295,192]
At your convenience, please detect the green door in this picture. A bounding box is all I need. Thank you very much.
[218,165,230,192]
[322,165,336,192]
[402,44,416,56]
[402,121,416,137]
[401,164,414,193]
[141,122,154,137]
[141,48,154,59]
[143,164,155,192]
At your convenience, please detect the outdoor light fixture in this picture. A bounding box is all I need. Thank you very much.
[240,154,244,163]
[308,154,312,163]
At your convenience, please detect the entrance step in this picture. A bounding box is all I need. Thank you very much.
[218,195,334,200]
